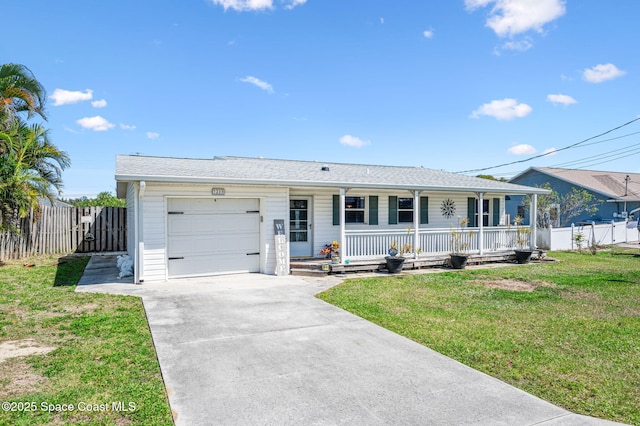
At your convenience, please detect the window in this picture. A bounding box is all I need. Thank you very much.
[345,196,365,223]
[398,198,414,223]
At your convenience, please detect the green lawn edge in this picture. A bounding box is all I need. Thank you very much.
[0,255,173,426]
[317,250,640,425]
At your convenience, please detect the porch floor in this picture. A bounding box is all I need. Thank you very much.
[290,251,544,276]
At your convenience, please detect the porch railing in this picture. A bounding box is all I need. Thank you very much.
[344,227,525,259]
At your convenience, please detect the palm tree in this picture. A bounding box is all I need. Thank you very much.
[0,119,70,229]
[0,63,68,231]
[0,63,47,129]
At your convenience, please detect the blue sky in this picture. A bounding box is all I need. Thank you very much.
[2,0,639,197]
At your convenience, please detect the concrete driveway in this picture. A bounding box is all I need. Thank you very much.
[77,257,622,425]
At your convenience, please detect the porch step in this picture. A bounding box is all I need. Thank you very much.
[290,268,330,277]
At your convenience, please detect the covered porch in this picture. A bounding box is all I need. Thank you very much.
[338,188,538,264]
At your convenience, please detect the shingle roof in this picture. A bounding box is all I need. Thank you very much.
[115,155,548,194]
[511,167,640,201]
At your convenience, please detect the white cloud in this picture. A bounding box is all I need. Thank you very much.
[380,17,384,24]
[465,0,493,8]
[76,116,115,132]
[239,76,274,94]
[496,38,533,53]
[339,135,370,148]
[91,99,107,108]
[50,89,93,106]
[284,0,306,10]
[470,98,532,120]
[211,0,271,11]
[423,29,434,39]
[542,147,558,156]
[508,143,536,155]
[583,63,626,83]
[210,0,307,11]
[120,123,136,130]
[547,93,577,106]
[146,132,160,140]
[466,0,566,37]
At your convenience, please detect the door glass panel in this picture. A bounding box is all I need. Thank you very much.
[290,199,308,242]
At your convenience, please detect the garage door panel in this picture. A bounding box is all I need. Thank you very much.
[168,234,259,257]
[169,198,258,214]
[167,198,260,277]
[169,254,260,276]
[168,214,259,236]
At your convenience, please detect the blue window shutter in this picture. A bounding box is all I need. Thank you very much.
[467,197,476,227]
[388,196,398,225]
[493,198,500,226]
[332,195,339,226]
[420,196,429,224]
[369,196,378,225]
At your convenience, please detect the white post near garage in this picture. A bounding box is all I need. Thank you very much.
[137,180,145,283]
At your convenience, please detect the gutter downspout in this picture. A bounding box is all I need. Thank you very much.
[137,181,146,283]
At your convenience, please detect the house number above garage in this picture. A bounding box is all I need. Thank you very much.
[211,188,225,196]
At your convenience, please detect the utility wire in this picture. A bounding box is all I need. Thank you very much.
[456,117,640,174]
[549,141,640,168]
[560,149,640,170]
[488,135,640,177]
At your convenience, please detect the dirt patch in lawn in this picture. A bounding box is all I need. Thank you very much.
[0,339,56,364]
[0,360,48,398]
[479,279,547,292]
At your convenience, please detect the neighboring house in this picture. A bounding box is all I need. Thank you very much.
[506,167,640,226]
[115,155,549,283]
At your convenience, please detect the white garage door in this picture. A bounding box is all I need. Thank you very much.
[167,198,260,277]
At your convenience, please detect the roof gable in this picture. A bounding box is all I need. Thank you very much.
[115,155,548,194]
[510,167,640,201]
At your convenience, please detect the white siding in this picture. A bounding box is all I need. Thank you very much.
[140,183,288,281]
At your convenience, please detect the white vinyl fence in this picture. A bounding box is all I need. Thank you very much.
[537,220,638,251]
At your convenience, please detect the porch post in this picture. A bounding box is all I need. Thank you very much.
[530,193,537,250]
[339,188,346,262]
[413,190,420,258]
[477,192,484,255]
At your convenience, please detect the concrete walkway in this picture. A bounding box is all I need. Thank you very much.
[77,256,623,425]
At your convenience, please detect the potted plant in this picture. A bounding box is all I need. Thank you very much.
[450,217,473,269]
[385,240,405,273]
[320,241,340,264]
[512,216,533,264]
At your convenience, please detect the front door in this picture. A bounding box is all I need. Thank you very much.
[290,198,312,257]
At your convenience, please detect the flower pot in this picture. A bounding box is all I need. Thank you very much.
[450,254,468,269]
[385,256,405,274]
[514,250,533,264]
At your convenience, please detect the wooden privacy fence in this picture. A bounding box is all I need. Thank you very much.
[0,206,127,261]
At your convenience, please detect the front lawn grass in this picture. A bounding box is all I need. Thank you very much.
[318,250,640,425]
[0,255,173,425]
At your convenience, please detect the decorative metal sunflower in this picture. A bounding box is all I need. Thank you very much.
[441,198,456,218]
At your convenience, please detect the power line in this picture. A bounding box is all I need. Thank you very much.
[486,144,640,180]
[456,117,640,174]
[549,141,640,168]
[557,148,640,170]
